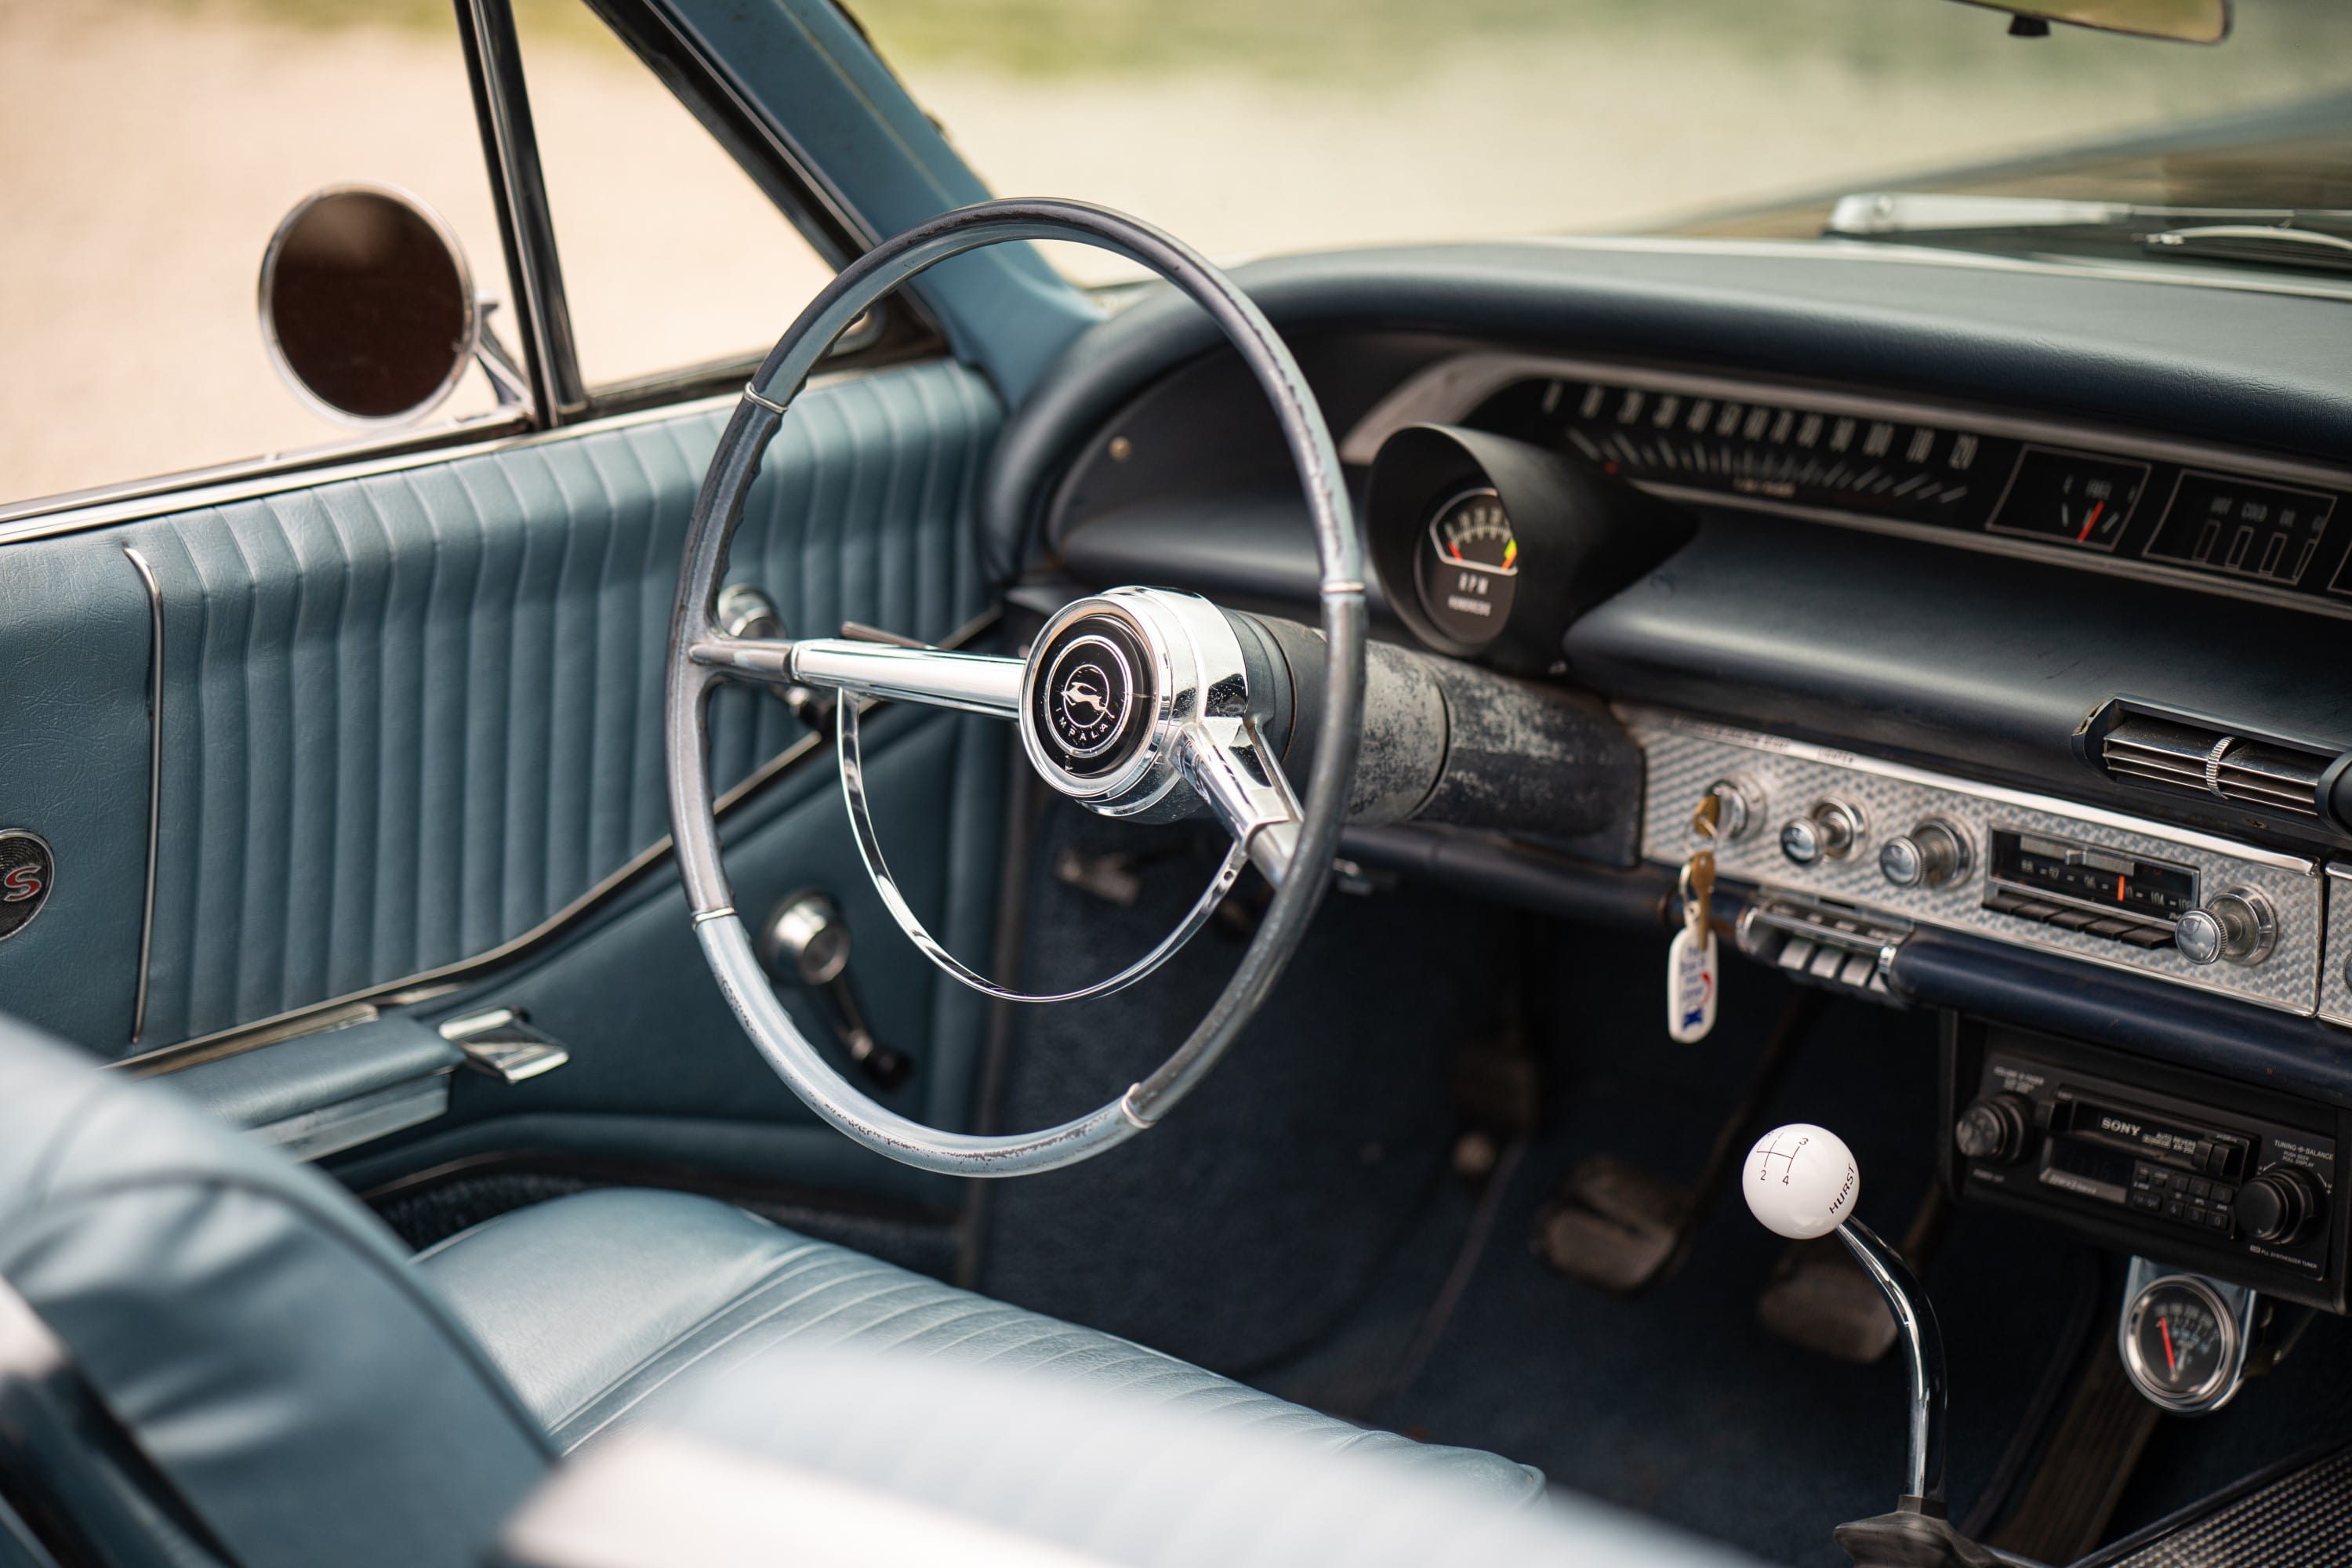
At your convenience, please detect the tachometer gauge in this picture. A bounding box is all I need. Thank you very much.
[2121,1275,2241,1412]
[1415,488,1519,648]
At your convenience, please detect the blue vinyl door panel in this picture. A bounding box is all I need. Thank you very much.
[0,359,1001,1068]
[0,532,155,1049]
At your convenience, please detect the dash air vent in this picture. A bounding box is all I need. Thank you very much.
[2098,713,2331,820]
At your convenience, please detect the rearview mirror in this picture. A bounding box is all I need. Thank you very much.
[258,183,479,426]
[1947,0,2229,43]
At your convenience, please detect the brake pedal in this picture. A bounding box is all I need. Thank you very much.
[1535,991,1826,1296]
[1536,1156,1688,1294]
[1757,1235,1903,1363]
[1758,1185,1951,1364]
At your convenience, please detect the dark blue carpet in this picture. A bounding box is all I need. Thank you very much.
[973,816,2318,1566]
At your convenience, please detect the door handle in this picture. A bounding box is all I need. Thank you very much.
[756,891,912,1091]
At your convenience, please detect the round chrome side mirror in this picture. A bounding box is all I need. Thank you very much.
[259,183,477,426]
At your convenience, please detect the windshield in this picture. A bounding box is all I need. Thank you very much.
[850,0,2352,278]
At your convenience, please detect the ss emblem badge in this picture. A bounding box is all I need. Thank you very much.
[0,831,53,942]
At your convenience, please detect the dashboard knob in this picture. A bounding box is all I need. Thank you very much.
[1780,800,1862,866]
[1954,1093,2031,1164]
[2233,1166,2321,1244]
[2176,888,2277,967]
[1880,819,1970,890]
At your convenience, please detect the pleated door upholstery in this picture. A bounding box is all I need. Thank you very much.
[116,360,999,1049]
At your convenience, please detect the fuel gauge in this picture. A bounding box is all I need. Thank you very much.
[1988,447,2149,553]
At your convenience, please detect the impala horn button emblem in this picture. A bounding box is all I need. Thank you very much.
[0,831,54,942]
[1032,616,1152,779]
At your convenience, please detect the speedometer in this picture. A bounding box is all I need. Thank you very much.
[1415,488,1519,648]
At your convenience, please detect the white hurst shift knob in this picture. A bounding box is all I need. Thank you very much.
[1744,1123,1860,1240]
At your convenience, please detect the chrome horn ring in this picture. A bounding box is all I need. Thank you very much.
[666,198,1365,1177]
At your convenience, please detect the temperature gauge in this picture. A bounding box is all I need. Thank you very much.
[2121,1274,2244,1412]
[1989,447,2149,553]
[1415,488,1519,648]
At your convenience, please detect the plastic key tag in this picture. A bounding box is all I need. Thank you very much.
[1669,795,1721,1044]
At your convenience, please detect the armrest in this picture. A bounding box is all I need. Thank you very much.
[156,1013,462,1161]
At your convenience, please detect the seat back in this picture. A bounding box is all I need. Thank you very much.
[0,1013,552,1568]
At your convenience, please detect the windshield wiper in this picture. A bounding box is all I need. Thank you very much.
[1825,191,2352,276]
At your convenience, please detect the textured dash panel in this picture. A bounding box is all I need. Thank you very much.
[125,361,1000,1049]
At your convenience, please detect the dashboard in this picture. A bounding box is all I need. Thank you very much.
[995,235,2352,1313]
[1348,352,2352,623]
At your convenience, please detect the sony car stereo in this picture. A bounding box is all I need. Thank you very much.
[1945,1021,2347,1309]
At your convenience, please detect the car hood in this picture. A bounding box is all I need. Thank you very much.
[1661,91,2352,241]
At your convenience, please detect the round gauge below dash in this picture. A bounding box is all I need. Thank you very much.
[2121,1274,2243,1413]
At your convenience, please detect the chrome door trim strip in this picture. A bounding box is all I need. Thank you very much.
[1342,350,2352,625]
[122,546,165,1046]
[118,604,1001,1077]
[0,358,908,549]
[1623,706,2320,875]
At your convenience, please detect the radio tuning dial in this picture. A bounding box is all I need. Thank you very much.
[1954,1092,2031,1165]
[2176,888,2278,967]
[1881,819,1971,890]
[2234,1166,2321,1245]
[1780,799,1863,866]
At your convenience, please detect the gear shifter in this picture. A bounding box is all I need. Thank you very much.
[1744,1124,1997,1568]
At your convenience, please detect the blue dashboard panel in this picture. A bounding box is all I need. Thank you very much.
[0,360,1000,1054]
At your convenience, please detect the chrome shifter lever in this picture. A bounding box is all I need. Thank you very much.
[757,893,911,1091]
[1745,1124,1994,1568]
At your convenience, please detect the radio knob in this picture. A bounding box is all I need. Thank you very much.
[2176,888,2278,967]
[2233,1166,2321,1244]
[1881,819,1970,889]
[1780,800,1862,866]
[1954,1093,2031,1164]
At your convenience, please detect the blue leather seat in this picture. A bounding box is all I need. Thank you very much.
[0,1011,1544,1566]
[416,1187,1541,1501]
[503,1345,1762,1568]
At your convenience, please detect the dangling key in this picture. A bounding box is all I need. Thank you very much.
[1668,792,1721,1043]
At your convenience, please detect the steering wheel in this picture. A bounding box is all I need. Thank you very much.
[666,199,1364,1177]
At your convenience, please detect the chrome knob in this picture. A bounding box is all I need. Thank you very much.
[1780,800,1862,866]
[1880,818,1969,889]
[715,583,783,641]
[2176,888,2276,967]
[761,891,851,985]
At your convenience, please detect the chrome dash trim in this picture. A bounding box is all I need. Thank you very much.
[117,603,1000,1076]
[1626,707,2318,873]
[122,545,165,1045]
[1628,708,2325,1017]
[1341,350,2352,626]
